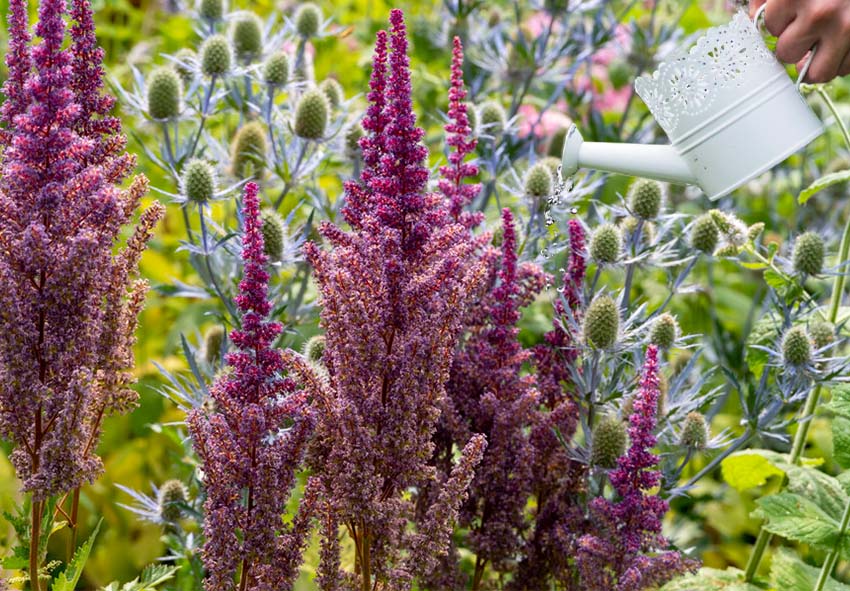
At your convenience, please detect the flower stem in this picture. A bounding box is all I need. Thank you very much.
[744,86,850,582]
[29,499,43,591]
[814,497,850,591]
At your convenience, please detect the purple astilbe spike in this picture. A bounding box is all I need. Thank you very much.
[300,10,487,589]
[0,0,162,501]
[68,0,131,179]
[1,0,32,143]
[187,183,314,591]
[438,36,482,230]
[576,345,697,591]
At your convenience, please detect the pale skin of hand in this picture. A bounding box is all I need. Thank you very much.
[749,0,850,83]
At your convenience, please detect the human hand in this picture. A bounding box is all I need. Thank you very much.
[749,0,850,83]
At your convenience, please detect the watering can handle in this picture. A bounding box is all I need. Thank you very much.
[753,4,817,88]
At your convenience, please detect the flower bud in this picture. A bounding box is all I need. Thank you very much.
[200,34,232,77]
[479,101,507,136]
[782,325,811,367]
[748,222,765,241]
[670,349,692,375]
[541,156,561,179]
[303,335,326,364]
[649,313,679,349]
[203,325,225,366]
[199,0,225,21]
[295,3,322,38]
[174,48,196,87]
[523,162,553,199]
[147,67,182,120]
[629,179,663,220]
[294,89,330,140]
[319,78,344,109]
[591,417,627,469]
[231,12,263,62]
[548,127,568,158]
[619,216,655,247]
[589,223,622,265]
[608,58,633,90]
[264,52,289,87]
[809,321,835,350]
[714,244,739,258]
[583,295,619,349]
[792,231,825,276]
[181,159,217,204]
[690,213,719,254]
[345,122,364,160]
[709,209,747,246]
[230,121,268,179]
[680,412,708,449]
[158,479,189,522]
[260,209,287,262]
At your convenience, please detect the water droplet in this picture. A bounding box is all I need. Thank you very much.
[570,206,579,215]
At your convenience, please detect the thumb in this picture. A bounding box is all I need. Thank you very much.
[749,0,767,18]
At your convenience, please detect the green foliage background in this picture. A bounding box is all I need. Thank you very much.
[2,0,850,588]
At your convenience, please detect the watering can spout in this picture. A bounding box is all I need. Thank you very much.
[560,126,698,187]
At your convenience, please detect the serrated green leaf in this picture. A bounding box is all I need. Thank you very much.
[755,492,839,549]
[826,386,850,419]
[722,450,786,490]
[771,547,850,591]
[660,567,762,590]
[784,464,849,521]
[51,519,101,591]
[834,417,850,470]
[2,555,27,569]
[799,169,850,204]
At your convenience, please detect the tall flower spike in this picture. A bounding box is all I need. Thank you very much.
[1,0,32,142]
[187,182,314,591]
[438,36,482,229]
[576,345,697,590]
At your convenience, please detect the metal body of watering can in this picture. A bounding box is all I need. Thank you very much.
[560,9,824,200]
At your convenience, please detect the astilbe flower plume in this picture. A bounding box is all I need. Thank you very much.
[187,182,316,591]
[577,345,697,590]
[0,0,163,500]
[298,11,488,589]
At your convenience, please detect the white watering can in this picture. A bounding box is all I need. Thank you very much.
[560,8,824,200]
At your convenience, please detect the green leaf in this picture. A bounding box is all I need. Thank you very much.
[771,547,850,591]
[826,386,850,419]
[755,492,839,549]
[834,417,850,470]
[721,450,786,490]
[51,519,101,591]
[799,169,850,204]
[784,464,849,521]
[660,567,762,591]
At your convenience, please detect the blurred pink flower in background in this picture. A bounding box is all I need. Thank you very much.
[518,100,572,139]
[575,24,634,113]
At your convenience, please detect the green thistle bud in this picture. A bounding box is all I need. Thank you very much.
[200,34,232,77]
[231,12,263,61]
[523,163,553,199]
[174,48,196,87]
[589,223,622,265]
[583,295,620,349]
[158,479,188,522]
[294,89,330,140]
[809,321,835,350]
[748,222,765,242]
[649,313,679,349]
[319,78,344,109]
[629,179,663,220]
[690,214,719,254]
[619,216,655,247]
[591,417,627,469]
[264,52,289,86]
[345,122,364,160]
[670,349,692,375]
[199,0,225,21]
[541,156,561,179]
[147,67,182,120]
[709,209,747,246]
[303,335,326,364]
[680,412,708,449]
[782,325,812,367]
[181,159,217,204]
[608,58,633,90]
[792,231,825,276]
[230,121,268,179]
[548,127,568,158]
[203,325,225,366]
[260,209,287,262]
[488,8,502,27]
[479,101,507,136]
[714,244,739,257]
[465,102,478,135]
[295,3,322,38]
